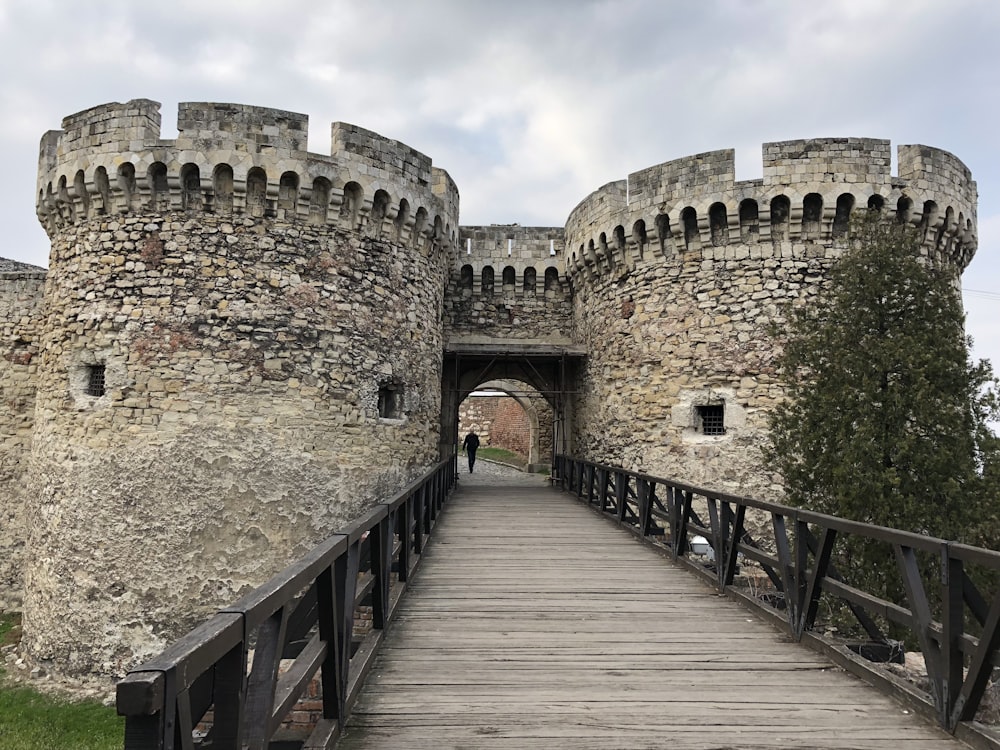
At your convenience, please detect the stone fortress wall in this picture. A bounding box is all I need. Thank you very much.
[0,262,45,610]
[563,138,977,497]
[23,100,459,677]
[445,224,572,343]
[0,98,979,684]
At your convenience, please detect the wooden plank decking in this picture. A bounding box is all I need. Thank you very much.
[337,472,969,749]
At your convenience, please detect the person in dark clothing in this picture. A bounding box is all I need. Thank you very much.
[462,431,480,473]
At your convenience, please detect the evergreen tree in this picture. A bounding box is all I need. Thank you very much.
[765,212,1000,549]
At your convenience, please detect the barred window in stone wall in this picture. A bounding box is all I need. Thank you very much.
[86,365,106,397]
[697,404,725,436]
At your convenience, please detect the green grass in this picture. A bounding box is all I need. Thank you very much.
[0,612,125,750]
[475,446,525,466]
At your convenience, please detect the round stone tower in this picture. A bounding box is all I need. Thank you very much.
[564,138,977,498]
[27,100,459,678]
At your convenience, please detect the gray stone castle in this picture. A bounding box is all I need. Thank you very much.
[0,99,977,681]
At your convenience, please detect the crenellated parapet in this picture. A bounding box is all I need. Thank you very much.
[36,100,460,254]
[454,225,567,298]
[565,138,978,281]
[444,225,573,343]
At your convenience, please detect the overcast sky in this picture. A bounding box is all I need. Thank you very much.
[2,0,999,367]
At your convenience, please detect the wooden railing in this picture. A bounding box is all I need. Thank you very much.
[554,454,1000,737]
[116,456,456,749]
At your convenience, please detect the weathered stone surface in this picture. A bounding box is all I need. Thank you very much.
[0,267,45,610]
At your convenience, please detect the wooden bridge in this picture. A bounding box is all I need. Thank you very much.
[117,457,1000,750]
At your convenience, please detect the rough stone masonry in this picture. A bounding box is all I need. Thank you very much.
[0,99,977,682]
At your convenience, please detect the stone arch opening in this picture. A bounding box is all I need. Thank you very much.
[340,181,363,229]
[502,265,516,293]
[523,266,537,296]
[613,225,626,267]
[278,171,299,214]
[456,379,553,471]
[117,163,136,213]
[544,266,560,297]
[631,219,647,261]
[213,164,234,216]
[309,177,331,225]
[73,169,90,219]
[896,196,913,225]
[459,264,474,296]
[802,193,823,239]
[770,195,790,241]
[738,199,759,242]
[94,167,110,215]
[709,202,728,246]
[370,189,390,236]
[181,163,202,211]
[148,162,169,212]
[412,207,428,250]
[246,167,267,218]
[832,193,854,238]
[681,207,699,251]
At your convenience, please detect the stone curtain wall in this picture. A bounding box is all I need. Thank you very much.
[0,266,45,609]
[25,100,458,678]
[446,226,574,343]
[564,139,977,499]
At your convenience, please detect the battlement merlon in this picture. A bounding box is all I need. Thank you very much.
[628,149,736,213]
[762,138,892,185]
[332,122,433,185]
[177,102,309,153]
[37,100,164,185]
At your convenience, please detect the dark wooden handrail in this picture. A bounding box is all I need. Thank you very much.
[553,454,1000,737]
[117,456,456,749]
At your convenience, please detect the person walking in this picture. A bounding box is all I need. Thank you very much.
[462,431,480,473]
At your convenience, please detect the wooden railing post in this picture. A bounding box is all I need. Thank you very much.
[370,512,393,629]
[210,642,246,749]
[412,485,425,555]
[637,477,651,536]
[397,499,411,582]
[243,607,290,749]
[596,467,608,512]
[721,503,745,588]
[118,672,168,749]
[772,513,796,633]
[333,540,361,720]
[940,543,964,731]
[615,471,628,524]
